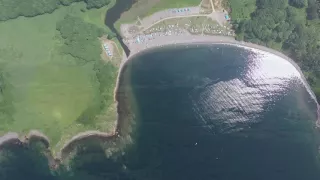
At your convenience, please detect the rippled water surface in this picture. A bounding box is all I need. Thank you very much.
[121,44,320,180]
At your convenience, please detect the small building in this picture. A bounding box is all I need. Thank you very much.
[103,43,113,56]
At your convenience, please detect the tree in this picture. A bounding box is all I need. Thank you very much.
[289,0,307,8]
[257,0,287,9]
[233,0,320,104]
[59,0,81,5]
[272,9,287,23]
[84,0,111,9]
[0,0,111,21]
[286,6,303,24]
[57,15,105,62]
[307,0,319,19]
[0,0,59,21]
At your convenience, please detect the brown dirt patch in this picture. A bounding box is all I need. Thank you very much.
[99,36,122,66]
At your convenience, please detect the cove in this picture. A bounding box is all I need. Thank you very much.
[117,43,320,180]
[2,43,320,180]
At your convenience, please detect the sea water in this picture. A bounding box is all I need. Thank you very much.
[1,44,320,180]
[120,44,320,180]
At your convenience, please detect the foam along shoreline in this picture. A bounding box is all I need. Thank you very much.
[0,116,120,163]
[0,108,120,163]
[124,34,320,127]
[58,130,118,160]
[0,130,50,149]
[0,53,123,163]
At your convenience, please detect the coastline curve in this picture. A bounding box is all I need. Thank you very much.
[122,34,320,127]
[1,35,319,166]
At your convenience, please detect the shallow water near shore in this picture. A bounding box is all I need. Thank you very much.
[1,43,320,179]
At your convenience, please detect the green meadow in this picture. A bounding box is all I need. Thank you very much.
[145,0,201,15]
[115,0,201,31]
[0,2,119,153]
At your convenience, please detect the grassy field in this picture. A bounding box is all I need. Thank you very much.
[146,0,201,15]
[115,0,201,31]
[0,2,119,153]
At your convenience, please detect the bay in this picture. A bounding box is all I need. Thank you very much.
[1,43,320,180]
[120,43,320,180]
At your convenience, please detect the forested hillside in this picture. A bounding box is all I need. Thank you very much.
[228,0,320,100]
[0,0,112,21]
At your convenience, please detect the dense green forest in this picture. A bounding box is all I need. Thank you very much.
[0,0,112,21]
[229,0,320,101]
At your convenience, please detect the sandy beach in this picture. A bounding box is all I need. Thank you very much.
[126,34,309,88]
[127,34,294,62]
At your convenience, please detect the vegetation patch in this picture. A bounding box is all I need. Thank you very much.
[0,0,113,21]
[230,0,320,101]
[0,3,118,153]
[145,0,200,17]
[57,16,105,62]
[228,0,256,20]
[115,0,201,30]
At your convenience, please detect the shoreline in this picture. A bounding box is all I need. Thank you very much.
[0,130,50,150]
[0,50,128,164]
[1,34,319,165]
[123,34,320,126]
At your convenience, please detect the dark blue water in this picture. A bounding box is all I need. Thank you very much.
[1,44,320,180]
[120,44,320,180]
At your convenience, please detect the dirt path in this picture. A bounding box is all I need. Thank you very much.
[210,0,215,12]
